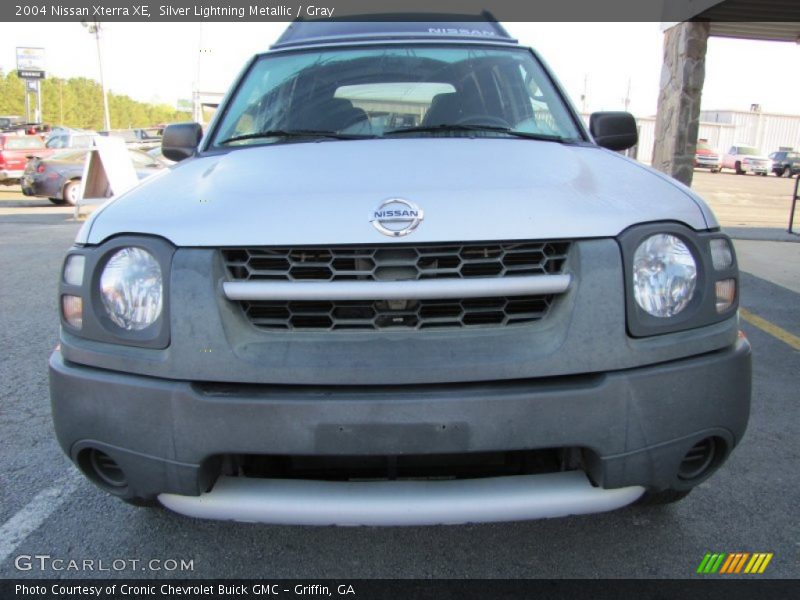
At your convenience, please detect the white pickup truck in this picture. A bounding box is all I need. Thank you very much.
[722,144,771,175]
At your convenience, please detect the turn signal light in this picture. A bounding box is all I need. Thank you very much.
[715,279,736,313]
[62,295,83,329]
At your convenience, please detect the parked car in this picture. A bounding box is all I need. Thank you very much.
[45,129,99,150]
[694,139,720,172]
[722,144,771,175]
[99,128,162,151]
[146,146,175,166]
[0,134,53,185]
[50,17,750,525]
[21,148,165,205]
[768,150,800,177]
[0,116,50,136]
[0,115,26,132]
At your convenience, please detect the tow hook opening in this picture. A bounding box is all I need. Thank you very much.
[678,436,726,482]
[78,448,129,493]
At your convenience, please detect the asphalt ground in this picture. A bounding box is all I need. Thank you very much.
[0,171,798,579]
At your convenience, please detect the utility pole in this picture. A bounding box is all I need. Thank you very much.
[194,23,203,124]
[624,77,631,112]
[580,74,588,113]
[82,20,111,131]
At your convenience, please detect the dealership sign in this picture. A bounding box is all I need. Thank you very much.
[16,47,45,79]
[18,69,45,79]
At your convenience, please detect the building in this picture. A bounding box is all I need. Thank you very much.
[634,109,800,165]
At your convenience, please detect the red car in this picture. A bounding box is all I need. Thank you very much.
[694,140,721,173]
[0,134,54,185]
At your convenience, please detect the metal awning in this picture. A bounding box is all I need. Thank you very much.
[697,0,800,42]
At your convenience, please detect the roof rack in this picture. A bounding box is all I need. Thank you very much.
[272,13,516,49]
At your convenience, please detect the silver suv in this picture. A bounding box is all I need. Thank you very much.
[50,19,751,525]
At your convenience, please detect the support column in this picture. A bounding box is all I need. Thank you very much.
[652,21,710,187]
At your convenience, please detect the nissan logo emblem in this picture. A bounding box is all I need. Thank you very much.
[370,198,424,237]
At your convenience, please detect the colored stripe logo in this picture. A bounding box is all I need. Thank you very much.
[697,552,773,574]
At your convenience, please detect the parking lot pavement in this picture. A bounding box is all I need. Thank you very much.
[0,182,798,579]
[734,240,800,294]
[691,169,800,234]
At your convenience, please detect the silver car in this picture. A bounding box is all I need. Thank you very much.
[50,18,750,525]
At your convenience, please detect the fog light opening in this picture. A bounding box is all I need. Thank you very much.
[80,448,128,491]
[678,437,723,482]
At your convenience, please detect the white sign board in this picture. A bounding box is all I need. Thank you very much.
[16,47,45,71]
[75,136,140,217]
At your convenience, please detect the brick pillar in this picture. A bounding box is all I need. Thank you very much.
[652,22,710,186]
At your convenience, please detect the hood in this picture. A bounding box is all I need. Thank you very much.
[79,138,713,246]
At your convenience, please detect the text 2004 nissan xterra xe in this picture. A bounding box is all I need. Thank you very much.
[50,19,751,524]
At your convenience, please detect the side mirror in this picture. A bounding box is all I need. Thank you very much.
[589,111,638,151]
[162,122,202,162]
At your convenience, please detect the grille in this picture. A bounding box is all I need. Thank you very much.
[223,242,569,331]
[223,242,569,282]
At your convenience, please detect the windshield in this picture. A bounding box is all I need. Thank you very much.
[738,146,760,156]
[4,136,45,150]
[211,45,583,147]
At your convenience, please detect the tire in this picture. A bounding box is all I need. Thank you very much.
[734,161,744,175]
[48,197,66,205]
[62,179,81,206]
[711,168,719,173]
[635,489,692,506]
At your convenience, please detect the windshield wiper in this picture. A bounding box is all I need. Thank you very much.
[218,129,375,145]
[384,124,566,142]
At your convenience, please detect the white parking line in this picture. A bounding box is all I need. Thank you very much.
[0,474,81,565]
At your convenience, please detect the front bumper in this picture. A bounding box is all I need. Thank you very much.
[0,169,24,182]
[694,157,720,169]
[50,337,751,516]
[741,162,770,174]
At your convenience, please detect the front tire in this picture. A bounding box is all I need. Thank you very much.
[62,179,81,206]
[48,197,66,205]
[735,161,744,175]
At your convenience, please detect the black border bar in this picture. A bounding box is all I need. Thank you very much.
[3,579,800,600]
[5,0,800,22]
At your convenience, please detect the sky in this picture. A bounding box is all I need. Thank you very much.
[1,21,799,118]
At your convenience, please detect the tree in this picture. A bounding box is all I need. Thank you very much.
[1,71,185,129]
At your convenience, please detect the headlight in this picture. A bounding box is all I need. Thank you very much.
[632,234,697,317]
[100,247,163,330]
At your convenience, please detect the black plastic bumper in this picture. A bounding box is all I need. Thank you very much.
[49,338,751,499]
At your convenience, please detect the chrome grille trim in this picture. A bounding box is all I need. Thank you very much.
[223,274,571,301]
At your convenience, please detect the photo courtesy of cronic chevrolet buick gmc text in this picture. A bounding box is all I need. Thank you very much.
[49,18,751,525]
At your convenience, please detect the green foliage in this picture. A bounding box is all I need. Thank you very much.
[0,71,186,129]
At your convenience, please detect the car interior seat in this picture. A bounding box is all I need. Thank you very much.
[292,97,369,132]
[422,93,464,127]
